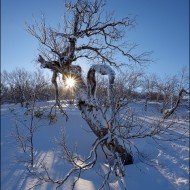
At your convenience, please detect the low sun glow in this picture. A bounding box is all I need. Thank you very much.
[65,76,76,88]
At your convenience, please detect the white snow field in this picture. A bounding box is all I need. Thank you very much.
[1,101,189,190]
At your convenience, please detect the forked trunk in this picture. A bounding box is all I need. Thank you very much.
[38,55,133,165]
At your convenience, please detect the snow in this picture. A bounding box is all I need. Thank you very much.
[90,64,116,77]
[1,101,189,190]
[88,64,115,103]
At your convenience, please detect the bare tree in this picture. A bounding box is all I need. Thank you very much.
[142,74,159,111]
[1,69,27,105]
[141,69,189,118]
[161,68,189,119]
[1,68,54,105]
[116,70,143,101]
[24,0,154,187]
[1,71,10,103]
[11,94,42,167]
[95,69,143,109]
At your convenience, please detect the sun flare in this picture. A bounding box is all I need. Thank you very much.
[65,76,76,88]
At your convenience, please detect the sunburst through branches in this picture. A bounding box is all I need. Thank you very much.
[65,76,76,88]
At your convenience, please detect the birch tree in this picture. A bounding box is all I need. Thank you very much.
[26,0,152,180]
[160,68,189,119]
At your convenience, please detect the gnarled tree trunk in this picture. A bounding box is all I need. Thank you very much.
[163,89,189,119]
[38,55,133,165]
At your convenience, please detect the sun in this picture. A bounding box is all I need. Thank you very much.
[65,76,76,88]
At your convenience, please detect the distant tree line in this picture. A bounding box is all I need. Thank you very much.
[1,68,55,106]
[1,67,188,113]
[96,68,189,111]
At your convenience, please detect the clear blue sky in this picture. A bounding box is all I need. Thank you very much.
[1,0,189,77]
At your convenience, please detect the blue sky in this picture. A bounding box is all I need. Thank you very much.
[1,0,189,77]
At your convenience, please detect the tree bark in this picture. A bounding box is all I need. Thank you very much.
[38,55,133,166]
[163,89,188,119]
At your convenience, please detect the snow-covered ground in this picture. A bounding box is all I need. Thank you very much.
[1,101,189,190]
